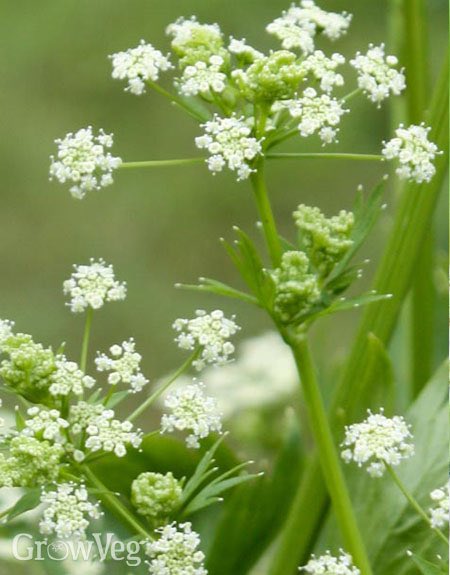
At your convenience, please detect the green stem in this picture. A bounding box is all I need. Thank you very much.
[269,54,449,573]
[386,465,447,544]
[341,88,363,102]
[267,153,383,162]
[80,307,93,373]
[147,81,209,122]
[82,465,150,539]
[249,159,282,267]
[119,158,204,170]
[286,332,373,575]
[127,349,199,422]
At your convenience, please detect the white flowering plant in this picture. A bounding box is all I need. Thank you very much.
[1,2,449,575]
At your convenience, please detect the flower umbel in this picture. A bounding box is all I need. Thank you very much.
[49,127,122,199]
[110,40,172,95]
[161,382,222,448]
[95,339,149,393]
[84,409,143,458]
[178,55,227,97]
[429,482,449,529]
[49,357,96,397]
[146,522,207,575]
[39,483,102,540]
[195,115,263,181]
[341,409,415,477]
[131,471,182,520]
[300,550,360,575]
[382,123,440,183]
[173,309,240,371]
[63,259,127,313]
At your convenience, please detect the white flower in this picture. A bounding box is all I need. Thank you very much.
[39,483,102,540]
[273,87,348,144]
[341,409,414,477]
[23,407,69,443]
[95,339,149,393]
[161,382,222,449]
[166,16,222,53]
[195,115,263,180]
[228,37,264,61]
[429,482,449,529]
[49,357,95,397]
[84,409,142,458]
[146,522,207,575]
[0,320,14,348]
[63,259,127,313]
[110,40,172,95]
[300,550,360,575]
[49,127,122,200]
[267,1,352,53]
[173,309,240,371]
[350,44,405,106]
[178,55,227,97]
[382,123,440,184]
[301,50,345,93]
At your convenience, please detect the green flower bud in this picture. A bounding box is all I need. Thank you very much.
[272,251,320,324]
[294,205,354,277]
[131,472,182,520]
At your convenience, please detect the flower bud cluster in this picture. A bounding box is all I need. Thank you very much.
[131,471,182,520]
[167,17,226,67]
[95,339,149,393]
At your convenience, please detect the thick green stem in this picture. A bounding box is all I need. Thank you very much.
[269,55,448,573]
[119,158,204,170]
[82,465,150,539]
[386,466,447,544]
[250,159,282,267]
[128,348,199,422]
[403,0,435,394]
[284,333,373,575]
[80,307,93,373]
[267,153,383,162]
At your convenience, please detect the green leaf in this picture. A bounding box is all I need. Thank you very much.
[7,489,41,521]
[104,390,130,408]
[178,278,259,306]
[408,552,447,574]
[206,412,304,575]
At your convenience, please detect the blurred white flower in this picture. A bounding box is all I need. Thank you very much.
[429,481,449,529]
[301,549,360,575]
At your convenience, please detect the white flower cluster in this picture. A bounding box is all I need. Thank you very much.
[178,55,226,97]
[267,1,352,53]
[195,115,263,180]
[300,50,345,93]
[110,40,172,95]
[49,127,122,200]
[95,339,149,393]
[382,123,440,184]
[167,16,223,50]
[146,522,207,575]
[429,482,449,529]
[300,550,360,575]
[85,409,143,458]
[63,259,127,313]
[273,88,348,144]
[39,483,102,540]
[350,44,405,106]
[0,319,14,348]
[341,409,415,477]
[173,309,240,371]
[49,357,95,397]
[161,382,222,449]
[228,37,263,61]
[23,407,69,443]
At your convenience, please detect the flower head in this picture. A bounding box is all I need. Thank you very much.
[146,522,207,575]
[49,357,95,397]
[272,251,320,324]
[178,55,227,97]
[228,37,263,62]
[49,127,121,199]
[272,88,348,144]
[267,1,352,53]
[131,472,182,520]
[63,259,127,313]
[195,115,262,181]
[0,320,14,348]
[173,309,240,371]
[300,50,345,93]
[429,482,449,529]
[110,40,172,95]
[300,550,360,575]
[95,339,149,393]
[341,409,415,477]
[23,407,69,443]
[39,483,102,540]
[161,382,222,448]
[84,409,143,458]
[382,123,440,183]
[350,44,405,106]
[167,17,225,67]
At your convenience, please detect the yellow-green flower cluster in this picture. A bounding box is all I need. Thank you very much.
[131,471,182,520]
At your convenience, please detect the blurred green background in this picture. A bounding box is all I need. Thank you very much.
[0,0,447,391]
